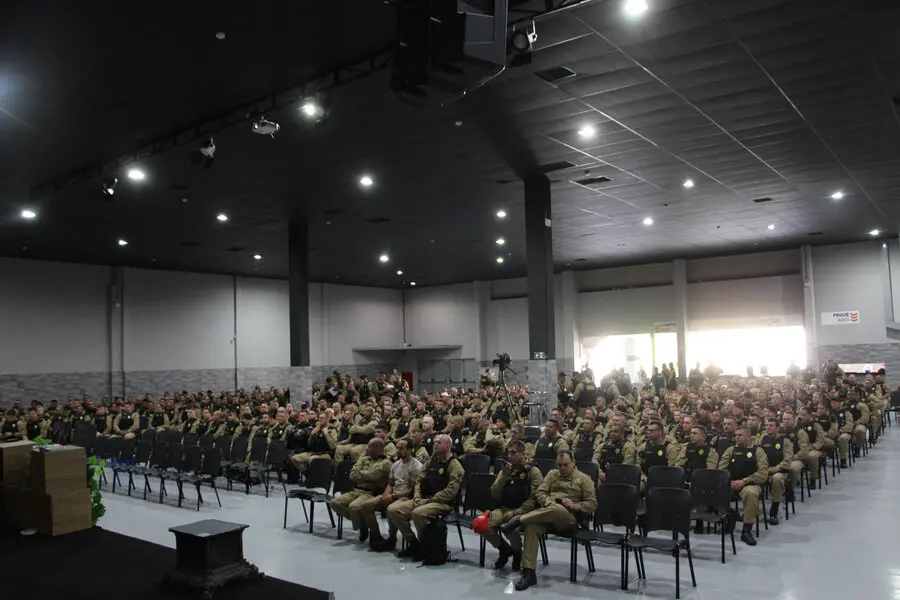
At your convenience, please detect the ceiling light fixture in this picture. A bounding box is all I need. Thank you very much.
[496,237,506,246]
[253,254,262,260]
[496,209,507,219]
[682,178,694,188]
[216,213,229,222]
[883,243,888,249]
[509,21,538,56]
[252,116,280,138]
[118,239,128,246]
[301,100,322,119]
[496,257,505,264]
[101,177,118,197]
[767,224,775,230]
[831,191,845,200]
[869,229,880,236]
[642,216,653,226]
[578,125,596,139]
[624,0,649,16]
[127,168,145,181]
[379,254,389,263]
[360,175,374,188]
[396,270,403,275]
[410,281,417,286]
[20,209,36,220]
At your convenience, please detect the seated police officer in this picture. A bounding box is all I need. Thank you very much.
[481,440,543,571]
[330,438,392,542]
[759,418,794,526]
[533,418,569,462]
[596,424,637,482]
[718,425,768,546]
[387,434,464,560]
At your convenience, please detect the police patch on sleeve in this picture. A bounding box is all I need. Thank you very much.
[775,443,781,450]
[657,449,663,456]
[698,448,704,455]
[439,468,445,475]
[746,452,753,459]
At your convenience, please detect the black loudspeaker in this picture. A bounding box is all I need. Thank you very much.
[390,0,508,106]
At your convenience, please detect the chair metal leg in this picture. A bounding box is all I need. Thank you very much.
[539,537,548,566]
[686,541,697,587]
[300,498,309,523]
[337,514,343,540]
[283,497,289,529]
[479,536,486,568]
[619,545,626,590]
[326,505,336,528]
[456,523,465,551]
[213,484,221,507]
[569,536,577,583]
[586,543,596,572]
[309,501,316,533]
[675,547,681,600]
[720,526,725,563]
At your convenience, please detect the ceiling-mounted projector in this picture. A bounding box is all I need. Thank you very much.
[252,117,280,138]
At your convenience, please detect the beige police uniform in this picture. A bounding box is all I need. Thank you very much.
[330,454,392,532]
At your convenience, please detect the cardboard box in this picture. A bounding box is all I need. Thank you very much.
[4,485,34,529]
[30,446,86,495]
[0,439,37,486]
[32,488,92,536]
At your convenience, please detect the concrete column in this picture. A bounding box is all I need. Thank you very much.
[801,245,818,366]
[673,259,688,380]
[289,218,310,366]
[557,270,579,374]
[473,281,490,363]
[525,174,555,360]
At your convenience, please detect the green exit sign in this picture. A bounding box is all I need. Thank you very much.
[532,351,547,360]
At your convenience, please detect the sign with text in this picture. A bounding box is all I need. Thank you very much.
[651,321,677,334]
[821,310,860,325]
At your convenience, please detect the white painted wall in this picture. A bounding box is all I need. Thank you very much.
[123,269,236,371]
[0,258,109,374]
[486,298,529,359]
[812,241,890,345]
[687,275,805,330]
[404,283,478,358]
[579,286,676,338]
[236,277,290,368]
[320,284,404,364]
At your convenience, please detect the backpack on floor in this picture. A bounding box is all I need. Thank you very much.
[420,519,449,566]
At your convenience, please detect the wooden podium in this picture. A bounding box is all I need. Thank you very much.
[163,520,262,598]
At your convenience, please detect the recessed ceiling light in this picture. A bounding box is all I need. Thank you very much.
[379,254,389,263]
[496,237,506,246]
[216,213,228,222]
[20,209,36,220]
[767,224,775,230]
[883,243,888,249]
[360,175,374,188]
[496,210,507,219]
[126,168,145,181]
[624,0,649,16]
[869,229,880,236]
[118,239,128,246]
[682,178,694,189]
[831,191,845,200]
[578,125,596,139]
[301,101,322,119]
[396,270,403,275]
[253,254,262,260]
[215,32,226,40]
[642,216,653,226]
[496,257,505,264]
[410,281,417,286]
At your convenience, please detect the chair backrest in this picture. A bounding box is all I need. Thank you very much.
[105,437,124,461]
[463,473,496,513]
[305,457,334,491]
[266,439,288,466]
[133,440,153,464]
[166,443,184,470]
[594,483,638,530]
[606,463,641,488]
[248,436,269,462]
[333,459,354,494]
[647,466,685,490]
[199,433,215,450]
[92,435,108,459]
[461,453,491,476]
[201,447,222,476]
[523,426,541,443]
[576,461,600,483]
[182,445,203,474]
[139,415,150,431]
[140,429,156,442]
[689,468,732,512]
[645,487,693,538]
[229,436,249,461]
[182,432,199,447]
[213,434,233,455]
[890,390,900,409]
[121,437,138,462]
[149,441,169,468]
[534,458,556,476]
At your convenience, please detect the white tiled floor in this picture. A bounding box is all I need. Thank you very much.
[100,426,900,600]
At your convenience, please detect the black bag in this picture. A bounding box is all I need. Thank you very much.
[420,519,449,566]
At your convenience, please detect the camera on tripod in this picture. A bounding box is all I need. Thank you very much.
[493,352,511,371]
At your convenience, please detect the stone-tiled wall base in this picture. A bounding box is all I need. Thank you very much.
[0,371,113,405]
[557,358,576,377]
[122,369,236,398]
[817,343,900,374]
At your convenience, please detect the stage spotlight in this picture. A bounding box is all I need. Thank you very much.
[102,177,118,198]
[508,22,537,66]
[252,117,280,138]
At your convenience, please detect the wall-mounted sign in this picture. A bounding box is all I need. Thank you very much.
[821,311,860,325]
[532,351,547,360]
[651,321,677,334]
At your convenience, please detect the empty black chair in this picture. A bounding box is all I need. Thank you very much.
[139,415,150,431]
[175,445,204,508]
[182,432,199,447]
[120,440,153,497]
[221,436,248,471]
[523,426,541,443]
[263,439,289,498]
[213,434,233,464]
[606,463,641,488]
[461,453,491,476]
[198,433,215,450]
[572,483,638,586]
[690,469,735,564]
[444,472,496,562]
[140,428,156,442]
[177,448,223,511]
[330,460,356,539]
[285,458,336,533]
[533,458,557,476]
[626,487,697,599]
[92,436,108,465]
[157,443,184,504]
[576,461,600,483]
[141,441,169,500]
[647,466,685,490]
[228,436,268,493]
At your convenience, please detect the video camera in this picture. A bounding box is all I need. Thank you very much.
[493,352,511,371]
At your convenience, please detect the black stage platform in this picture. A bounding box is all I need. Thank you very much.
[0,526,334,600]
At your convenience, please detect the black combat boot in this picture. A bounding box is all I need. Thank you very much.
[494,542,513,569]
[514,568,537,591]
[397,538,420,558]
[511,550,522,571]
[358,524,369,543]
[693,519,704,535]
[740,523,757,546]
[768,503,779,526]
